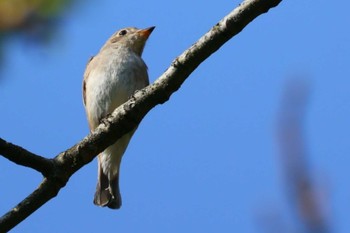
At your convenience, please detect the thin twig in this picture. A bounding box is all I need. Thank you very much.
[0,138,54,176]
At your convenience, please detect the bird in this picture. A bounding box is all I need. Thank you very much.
[82,26,155,209]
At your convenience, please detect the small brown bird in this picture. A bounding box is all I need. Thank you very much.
[82,26,155,209]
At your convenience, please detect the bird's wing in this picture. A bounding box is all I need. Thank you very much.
[82,56,95,107]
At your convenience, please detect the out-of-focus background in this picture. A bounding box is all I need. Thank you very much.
[0,0,349,232]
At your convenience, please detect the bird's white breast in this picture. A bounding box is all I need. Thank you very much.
[85,47,148,129]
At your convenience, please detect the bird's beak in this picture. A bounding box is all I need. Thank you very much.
[138,26,156,39]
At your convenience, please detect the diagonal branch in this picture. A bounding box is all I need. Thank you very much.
[0,179,61,232]
[0,138,54,176]
[0,0,283,231]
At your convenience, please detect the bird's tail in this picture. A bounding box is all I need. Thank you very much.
[93,131,136,209]
[93,161,122,209]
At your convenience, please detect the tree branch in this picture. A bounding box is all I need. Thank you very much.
[0,0,282,231]
[0,179,60,233]
[0,138,54,176]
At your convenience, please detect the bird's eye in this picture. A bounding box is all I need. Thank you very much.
[118,30,127,36]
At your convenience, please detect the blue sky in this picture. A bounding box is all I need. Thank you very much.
[1,0,350,232]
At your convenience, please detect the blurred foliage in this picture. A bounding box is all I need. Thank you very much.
[0,0,77,67]
[0,0,70,30]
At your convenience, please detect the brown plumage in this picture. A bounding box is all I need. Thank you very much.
[83,26,155,209]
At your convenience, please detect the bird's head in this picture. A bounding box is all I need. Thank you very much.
[105,26,155,56]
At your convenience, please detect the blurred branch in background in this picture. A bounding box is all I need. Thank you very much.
[276,78,331,233]
[0,0,77,68]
